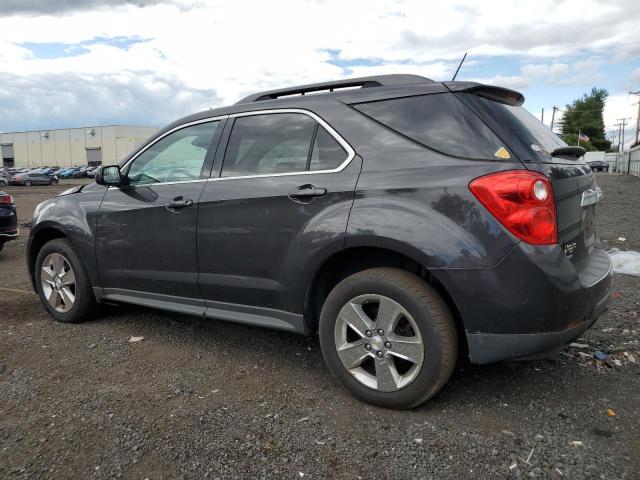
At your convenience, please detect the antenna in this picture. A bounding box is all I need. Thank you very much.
[451,52,467,81]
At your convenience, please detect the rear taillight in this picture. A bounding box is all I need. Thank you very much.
[469,170,558,245]
[0,194,13,205]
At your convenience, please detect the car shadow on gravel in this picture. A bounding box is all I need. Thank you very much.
[87,302,593,411]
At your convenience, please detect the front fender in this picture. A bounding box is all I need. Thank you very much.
[28,186,107,293]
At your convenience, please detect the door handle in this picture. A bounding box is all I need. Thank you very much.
[165,197,194,212]
[288,184,327,202]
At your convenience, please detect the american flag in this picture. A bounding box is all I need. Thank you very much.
[578,132,590,142]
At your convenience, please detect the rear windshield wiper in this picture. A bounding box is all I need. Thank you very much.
[551,146,586,159]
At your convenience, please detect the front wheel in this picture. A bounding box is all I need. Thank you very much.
[319,268,458,409]
[35,238,95,323]
[25,180,32,186]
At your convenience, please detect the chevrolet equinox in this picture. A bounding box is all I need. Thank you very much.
[28,74,612,408]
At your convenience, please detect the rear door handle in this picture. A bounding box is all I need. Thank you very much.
[288,184,327,202]
[166,197,194,212]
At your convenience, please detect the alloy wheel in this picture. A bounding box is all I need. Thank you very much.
[40,252,76,313]
[333,294,424,392]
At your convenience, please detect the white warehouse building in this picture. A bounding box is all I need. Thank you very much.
[0,125,159,169]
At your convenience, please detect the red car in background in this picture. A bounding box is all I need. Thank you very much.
[0,191,18,252]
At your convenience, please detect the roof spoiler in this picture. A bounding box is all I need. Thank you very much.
[236,74,434,104]
[444,81,525,106]
[551,146,586,159]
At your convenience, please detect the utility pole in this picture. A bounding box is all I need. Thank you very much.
[550,106,558,131]
[541,108,544,124]
[629,91,640,145]
[614,122,623,152]
[617,117,631,152]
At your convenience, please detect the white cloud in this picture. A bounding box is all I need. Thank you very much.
[0,0,637,131]
[604,93,639,148]
[521,63,570,83]
[345,62,452,81]
[466,74,531,91]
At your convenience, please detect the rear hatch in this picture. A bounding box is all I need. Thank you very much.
[455,88,601,272]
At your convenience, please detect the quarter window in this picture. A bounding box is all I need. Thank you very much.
[126,121,220,186]
[310,126,347,171]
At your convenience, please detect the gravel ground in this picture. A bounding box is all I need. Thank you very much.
[0,174,638,479]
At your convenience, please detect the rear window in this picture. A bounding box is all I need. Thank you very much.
[458,93,567,162]
[352,93,508,160]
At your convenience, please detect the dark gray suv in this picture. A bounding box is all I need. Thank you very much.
[28,74,612,408]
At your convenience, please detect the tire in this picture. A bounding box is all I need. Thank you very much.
[319,268,458,409]
[52,179,59,185]
[0,241,4,252]
[0,180,6,187]
[35,238,95,323]
[25,180,32,186]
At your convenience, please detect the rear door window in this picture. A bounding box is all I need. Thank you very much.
[222,113,315,177]
[352,94,507,160]
[221,113,350,177]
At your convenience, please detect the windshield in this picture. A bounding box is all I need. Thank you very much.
[459,93,569,162]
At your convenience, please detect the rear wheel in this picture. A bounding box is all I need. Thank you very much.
[35,238,95,323]
[25,180,32,186]
[319,268,458,409]
[0,180,6,187]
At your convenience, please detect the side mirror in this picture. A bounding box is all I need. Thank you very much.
[96,165,123,186]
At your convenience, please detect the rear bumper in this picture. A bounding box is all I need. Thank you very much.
[0,207,18,240]
[435,244,613,364]
[466,286,610,363]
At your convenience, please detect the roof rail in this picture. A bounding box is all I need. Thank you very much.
[235,74,433,104]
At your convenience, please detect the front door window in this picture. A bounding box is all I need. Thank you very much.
[126,121,220,186]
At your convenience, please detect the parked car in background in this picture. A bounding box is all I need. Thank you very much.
[86,166,99,178]
[57,168,74,178]
[587,160,609,172]
[10,172,58,186]
[28,74,612,409]
[59,168,82,179]
[0,191,18,252]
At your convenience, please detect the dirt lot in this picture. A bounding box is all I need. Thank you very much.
[1,175,639,479]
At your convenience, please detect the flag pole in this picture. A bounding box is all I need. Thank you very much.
[577,130,580,146]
